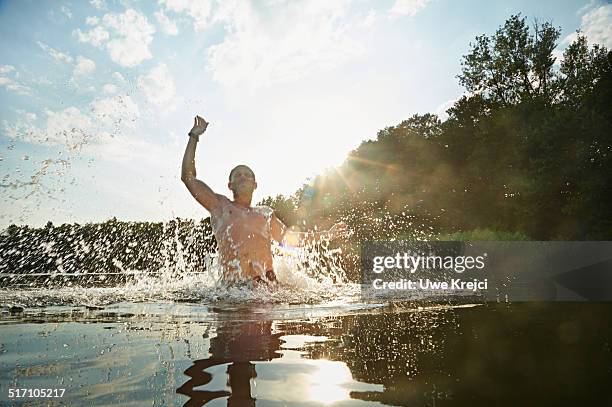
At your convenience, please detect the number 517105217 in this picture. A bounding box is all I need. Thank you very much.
[8,388,66,398]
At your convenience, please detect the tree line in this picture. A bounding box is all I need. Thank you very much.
[0,218,216,285]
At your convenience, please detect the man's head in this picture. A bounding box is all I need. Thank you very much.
[228,164,257,197]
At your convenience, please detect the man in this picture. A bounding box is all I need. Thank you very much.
[181,115,349,284]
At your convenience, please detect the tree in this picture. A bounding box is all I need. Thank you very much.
[458,14,561,108]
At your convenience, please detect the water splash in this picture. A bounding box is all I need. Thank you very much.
[0,217,363,308]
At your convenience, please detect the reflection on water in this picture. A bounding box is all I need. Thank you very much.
[177,319,384,406]
[1,302,612,406]
[177,319,282,406]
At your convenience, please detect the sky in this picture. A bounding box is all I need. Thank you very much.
[0,0,610,228]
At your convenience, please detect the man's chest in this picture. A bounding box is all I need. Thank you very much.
[220,206,271,237]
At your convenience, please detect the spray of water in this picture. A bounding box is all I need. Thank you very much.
[0,89,442,311]
[0,216,365,308]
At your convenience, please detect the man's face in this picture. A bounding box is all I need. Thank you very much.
[228,166,257,195]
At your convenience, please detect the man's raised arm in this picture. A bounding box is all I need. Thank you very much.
[181,115,221,212]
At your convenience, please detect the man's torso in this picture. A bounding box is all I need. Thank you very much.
[210,196,274,280]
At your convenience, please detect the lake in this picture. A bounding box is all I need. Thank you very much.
[2,293,610,406]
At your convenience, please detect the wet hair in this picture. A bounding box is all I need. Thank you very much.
[228,165,255,182]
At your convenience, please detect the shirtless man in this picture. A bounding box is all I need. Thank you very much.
[181,115,349,283]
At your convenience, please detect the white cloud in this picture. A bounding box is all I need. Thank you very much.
[75,9,155,67]
[44,108,94,148]
[85,96,160,163]
[90,95,140,128]
[574,3,612,48]
[155,10,178,35]
[1,119,34,143]
[31,76,52,86]
[0,65,15,74]
[102,83,118,94]
[73,25,110,47]
[90,0,105,10]
[86,16,99,25]
[112,71,126,82]
[206,1,364,87]
[557,3,611,65]
[37,41,73,63]
[435,97,458,120]
[137,63,176,105]
[0,66,31,95]
[73,56,96,76]
[362,9,378,28]
[103,9,156,67]
[15,109,38,123]
[0,79,31,95]
[87,132,166,163]
[61,6,72,19]
[552,47,564,66]
[3,107,92,148]
[3,95,141,155]
[159,0,213,31]
[389,0,432,18]
[24,111,37,122]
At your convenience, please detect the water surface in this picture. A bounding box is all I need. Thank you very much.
[2,298,610,406]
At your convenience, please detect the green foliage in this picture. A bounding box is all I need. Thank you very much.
[257,194,298,226]
[435,229,531,241]
[458,14,561,107]
[261,15,612,241]
[0,217,216,283]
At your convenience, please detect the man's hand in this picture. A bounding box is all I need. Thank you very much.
[328,222,352,240]
[181,114,221,212]
[188,115,209,141]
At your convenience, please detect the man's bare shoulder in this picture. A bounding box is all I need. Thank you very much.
[215,193,232,203]
[208,193,232,212]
